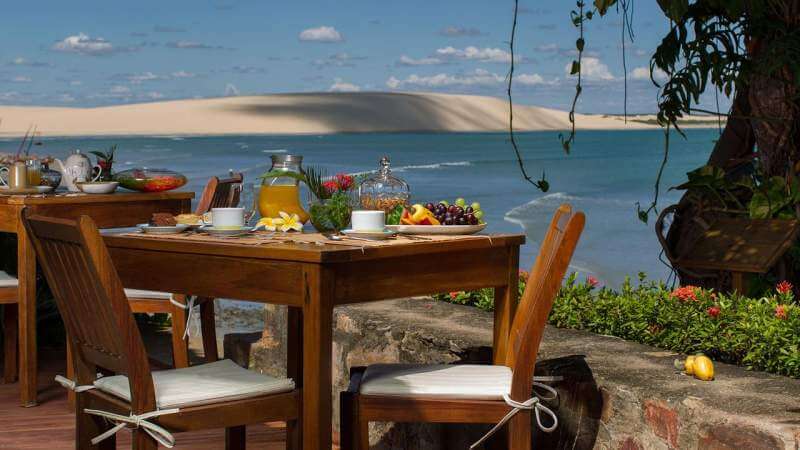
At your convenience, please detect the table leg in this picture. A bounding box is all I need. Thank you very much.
[286,306,303,450]
[493,246,520,365]
[301,265,334,450]
[17,223,38,407]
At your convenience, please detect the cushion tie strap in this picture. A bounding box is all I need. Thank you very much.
[54,375,96,393]
[470,383,559,449]
[170,295,200,340]
[84,408,180,448]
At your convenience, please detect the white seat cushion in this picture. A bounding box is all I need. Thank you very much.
[360,364,512,400]
[0,271,18,288]
[94,359,294,409]
[124,288,172,300]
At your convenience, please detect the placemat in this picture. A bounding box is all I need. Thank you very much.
[117,230,494,248]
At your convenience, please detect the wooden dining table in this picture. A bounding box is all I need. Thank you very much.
[0,191,193,406]
[102,230,525,450]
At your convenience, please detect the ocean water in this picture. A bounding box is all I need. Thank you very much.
[4,129,716,288]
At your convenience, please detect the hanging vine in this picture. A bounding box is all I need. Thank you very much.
[509,0,800,223]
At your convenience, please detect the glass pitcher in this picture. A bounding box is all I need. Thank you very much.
[258,154,310,222]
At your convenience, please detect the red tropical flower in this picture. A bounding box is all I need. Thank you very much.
[322,180,339,194]
[707,306,721,319]
[587,275,600,288]
[670,285,699,302]
[777,280,794,295]
[449,292,459,301]
[775,304,788,320]
[335,173,354,191]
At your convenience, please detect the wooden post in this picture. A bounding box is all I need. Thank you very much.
[493,246,520,365]
[17,216,37,407]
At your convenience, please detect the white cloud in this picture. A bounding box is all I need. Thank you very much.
[171,71,196,78]
[435,46,514,63]
[313,53,364,68]
[0,91,22,101]
[565,57,615,81]
[329,78,361,92]
[387,69,553,89]
[438,26,483,37]
[9,57,51,67]
[52,33,115,56]
[144,91,164,100]
[166,40,225,50]
[630,66,667,82]
[387,69,504,88]
[535,43,559,53]
[224,83,240,96]
[57,93,76,103]
[396,55,444,66]
[516,73,547,85]
[299,26,343,43]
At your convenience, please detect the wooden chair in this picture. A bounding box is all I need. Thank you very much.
[340,204,585,450]
[0,271,18,384]
[125,172,244,367]
[23,212,300,450]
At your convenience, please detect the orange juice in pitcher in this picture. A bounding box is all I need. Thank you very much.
[259,154,310,222]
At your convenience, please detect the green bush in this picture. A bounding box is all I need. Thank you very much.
[434,273,800,378]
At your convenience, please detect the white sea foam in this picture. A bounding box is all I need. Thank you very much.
[394,161,472,172]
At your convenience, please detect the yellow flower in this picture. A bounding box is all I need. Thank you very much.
[257,216,284,231]
[278,211,303,232]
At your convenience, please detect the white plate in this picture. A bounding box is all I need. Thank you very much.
[77,181,119,194]
[199,226,253,237]
[137,223,189,235]
[0,186,41,195]
[35,186,54,194]
[386,223,487,235]
[341,229,398,240]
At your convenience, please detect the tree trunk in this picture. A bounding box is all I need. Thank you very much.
[663,3,800,289]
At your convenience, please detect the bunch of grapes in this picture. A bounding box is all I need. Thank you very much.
[425,198,484,226]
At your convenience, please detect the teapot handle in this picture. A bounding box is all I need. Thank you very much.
[0,167,7,187]
[91,165,103,182]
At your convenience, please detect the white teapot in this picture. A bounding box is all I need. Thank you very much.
[52,149,101,192]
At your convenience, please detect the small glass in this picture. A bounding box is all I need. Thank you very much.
[25,159,41,186]
[358,156,410,213]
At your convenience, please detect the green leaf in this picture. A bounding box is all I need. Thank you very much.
[593,0,616,15]
[576,38,585,52]
[570,61,581,75]
[657,0,689,22]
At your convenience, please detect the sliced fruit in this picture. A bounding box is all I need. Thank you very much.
[417,216,440,226]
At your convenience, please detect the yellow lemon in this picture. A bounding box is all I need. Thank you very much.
[684,355,696,375]
[692,356,715,381]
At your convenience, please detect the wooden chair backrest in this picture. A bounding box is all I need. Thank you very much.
[506,204,585,400]
[23,212,156,413]
[194,172,244,215]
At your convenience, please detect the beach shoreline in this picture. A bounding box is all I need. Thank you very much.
[0,92,720,138]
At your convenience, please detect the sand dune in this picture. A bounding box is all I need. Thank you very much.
[0,92,716,137]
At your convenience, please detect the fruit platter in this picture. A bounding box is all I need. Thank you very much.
[386,198,487,235]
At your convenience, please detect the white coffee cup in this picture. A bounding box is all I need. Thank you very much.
[351,210,385,232]
[210,207,245,230]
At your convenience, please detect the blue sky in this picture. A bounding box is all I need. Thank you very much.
[0,0,729,113]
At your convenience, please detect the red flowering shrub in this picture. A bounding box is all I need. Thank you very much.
[587,275,600,288]
[670,285,699,302]
[775,304,788,320]
[777,280,794,295]
[707,306,720,318]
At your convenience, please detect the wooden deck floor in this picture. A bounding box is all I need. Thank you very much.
[0,350,289,449]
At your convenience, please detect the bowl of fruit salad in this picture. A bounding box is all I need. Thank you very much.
[386,198,486,235]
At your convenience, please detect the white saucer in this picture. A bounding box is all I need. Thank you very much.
[137,223,189,235]
[341,229,397,240]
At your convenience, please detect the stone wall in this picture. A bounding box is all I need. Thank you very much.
[224,297,800,449]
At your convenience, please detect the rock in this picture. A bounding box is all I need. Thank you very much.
[222,297,800,450]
